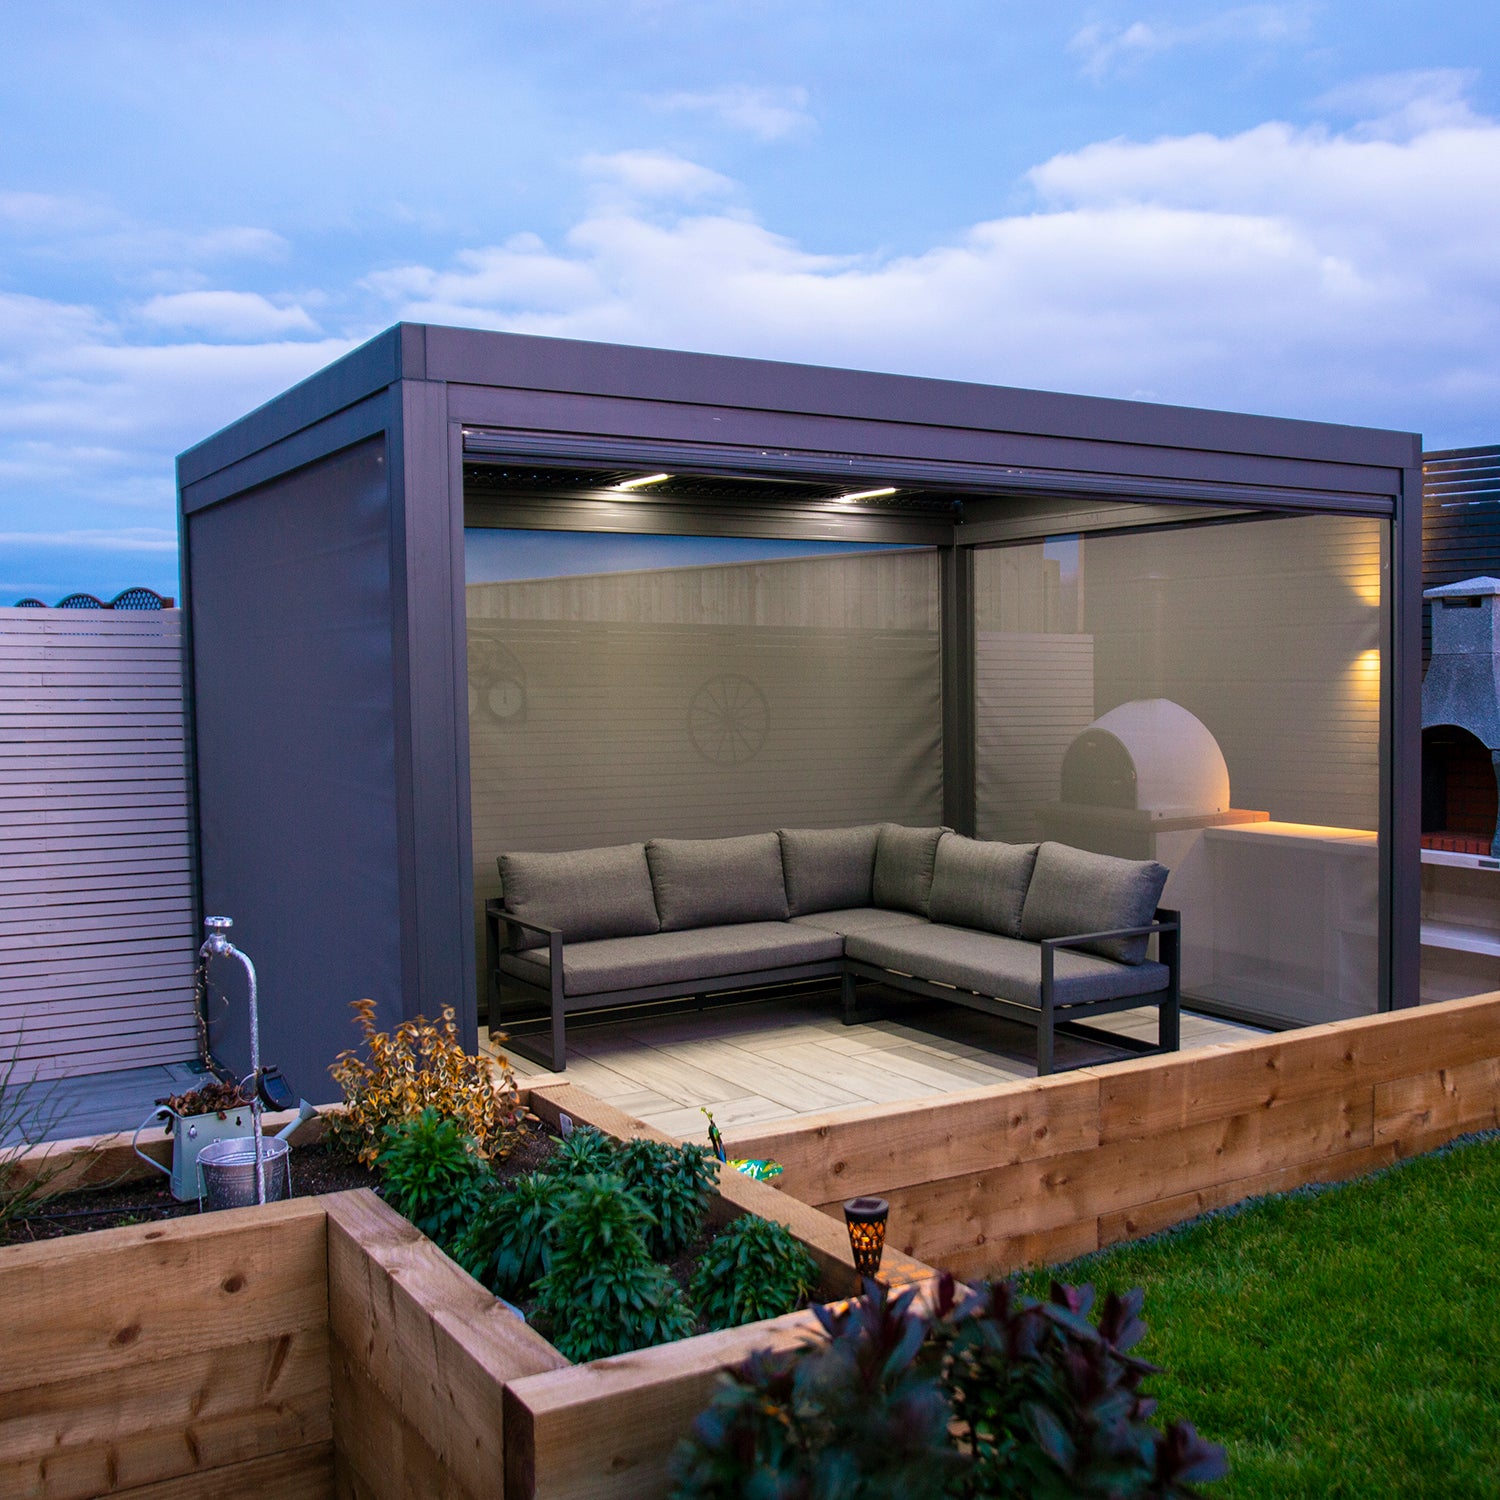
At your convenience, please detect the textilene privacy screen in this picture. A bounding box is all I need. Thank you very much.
[465,538,943,1004]
[974,513,1385,1028]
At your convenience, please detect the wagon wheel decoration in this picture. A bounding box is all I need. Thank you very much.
[688,673,769,765]
[467,637,527,726]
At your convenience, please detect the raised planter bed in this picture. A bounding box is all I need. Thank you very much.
[12,995,1495,1497]
[0,1085,938,1500]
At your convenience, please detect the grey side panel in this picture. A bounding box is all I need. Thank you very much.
[390,381,475,1042]
[187,437,401,1094]
[1390,456,1424,1006]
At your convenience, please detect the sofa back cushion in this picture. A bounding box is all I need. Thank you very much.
[778,825,881,916]
[646,833,790,931]
[1019,841,1169,963]
[871,823,947,917]
[928,833,1039,938]
[498,844,660,949]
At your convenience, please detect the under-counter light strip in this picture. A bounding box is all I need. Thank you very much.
[610,473,673,492]
[834,486,899,504]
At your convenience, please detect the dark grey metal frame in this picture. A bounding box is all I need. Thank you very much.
[176,322,1421,1088]
[487,897,1178,1078]
[843,909,1181,1076]
[485,902,843,1072]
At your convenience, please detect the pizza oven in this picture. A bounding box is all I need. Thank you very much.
[1422,577,1500,857]
[1039,698,1266,863]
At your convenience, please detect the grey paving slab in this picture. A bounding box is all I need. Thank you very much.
[5,1059,205,1146]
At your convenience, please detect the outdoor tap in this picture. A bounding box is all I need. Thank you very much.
[200,914,235,961]
[199,915,267,1205]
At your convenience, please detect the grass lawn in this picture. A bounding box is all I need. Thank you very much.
[1021,1133,1500,1499]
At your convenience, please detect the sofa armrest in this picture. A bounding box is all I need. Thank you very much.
[1039,907,1179,958]
[1039,907,1180,1013]
[484,900,566,1069]
[485,900,562,950]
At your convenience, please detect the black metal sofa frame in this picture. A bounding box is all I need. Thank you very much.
[488,902,1179,1078]
[839,914,1179,1079]
[483,826,1181,1078]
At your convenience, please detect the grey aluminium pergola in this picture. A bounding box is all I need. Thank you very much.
[177,323,1422,1093]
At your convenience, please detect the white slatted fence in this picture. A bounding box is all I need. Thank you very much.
[0,608,198,1082]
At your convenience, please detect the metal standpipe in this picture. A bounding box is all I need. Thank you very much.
[199,916,266,1205]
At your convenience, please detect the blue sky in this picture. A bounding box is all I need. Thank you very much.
[3,1,1498,600]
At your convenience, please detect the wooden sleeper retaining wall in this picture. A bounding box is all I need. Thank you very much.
[721,991,1500,1281]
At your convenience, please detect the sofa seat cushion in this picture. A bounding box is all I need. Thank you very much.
[646,834,790,930]
[928,834,1038,938]
[845,924,1170,1008]
[1020,842,1170,964]
[790,908,929,939]
[778,825,881,915]
[872,823,947,916]
[498,843,659,950]
[500,922,843,998]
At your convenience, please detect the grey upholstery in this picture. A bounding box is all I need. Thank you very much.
[871,823,946,916]
[646,833,790,930]
[846,924,1170,1007]
[1020,842,1170,964]
[778,825,881,916]
[500,922,842,998]
[498,843,659,950]
[928,834,1038,939]
[790,907,928,938]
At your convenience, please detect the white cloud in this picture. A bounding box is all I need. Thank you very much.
[649,84,814,141]
[0,527,177,553]
[581,150,737,202]
[1315,68,1484,140]
[0,192,288,268]
[9,70,1500,594]
[367,86,1500,440]
[1069,6,1309,80]
[137,290,319,339]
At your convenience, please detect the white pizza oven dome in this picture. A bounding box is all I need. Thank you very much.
[1060,698,1230,818]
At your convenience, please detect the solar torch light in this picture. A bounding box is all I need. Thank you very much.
[843,1196,889,1280]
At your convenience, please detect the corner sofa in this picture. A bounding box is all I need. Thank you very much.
[485,825,1179,1077]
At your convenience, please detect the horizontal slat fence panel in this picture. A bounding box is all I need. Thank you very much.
[724,992,1500,1283]
[0,608,198,1082]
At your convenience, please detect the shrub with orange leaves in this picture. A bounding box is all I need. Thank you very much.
[328,998,521,1167]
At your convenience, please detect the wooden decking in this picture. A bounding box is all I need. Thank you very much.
[485,984,1261,1141]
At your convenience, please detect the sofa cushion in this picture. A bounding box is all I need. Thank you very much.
[499,922,842,998]
[778,825,881,915]
[928,834,1038,939]
[1020,842,1170,964]
[871,823,947,916]
[789,907,929,939]
[498,844,659,950]
[846,924,1170,1008]
[646,833,790,931]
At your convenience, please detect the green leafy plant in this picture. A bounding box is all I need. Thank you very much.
[617,1137,717,1258]
[668,1275,1228,1500]
[329,998,521,1167]
[377,1108,490,1253]
[451,1170,570,1299]
[533,1172,696,1362]
[691,1214,819,1330]
[544,1124,620,1181]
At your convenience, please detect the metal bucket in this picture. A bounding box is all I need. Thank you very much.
[197,1136,292,1210]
